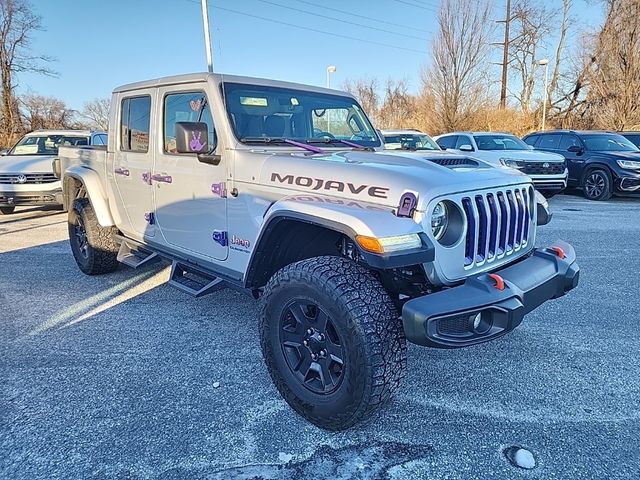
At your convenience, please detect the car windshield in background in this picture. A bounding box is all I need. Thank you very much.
[8,135,89,156]
[384,134,439,151]
[222,82,380,148]
[473,135,529,151]
[582,134,639,152]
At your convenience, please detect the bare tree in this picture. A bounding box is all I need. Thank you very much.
[424,0,495,131]
[20,94,76,131]
[0,0,54,144]
[547,0,572,108]
[80,98,110,131]
[378,79,416,129]
[508,0,555,112]
[342,78,380,125]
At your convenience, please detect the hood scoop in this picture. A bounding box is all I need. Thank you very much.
[422,156,479,168]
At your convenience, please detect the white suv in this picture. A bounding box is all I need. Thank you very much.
[434,132,568,196]
[0,130,107,214]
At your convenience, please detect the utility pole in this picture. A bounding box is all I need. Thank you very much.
[201,0,214,73]
[498,0,511,109]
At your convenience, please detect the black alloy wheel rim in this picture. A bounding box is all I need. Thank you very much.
[74,217,89,259]
[280,300,346,394]
[585,172,606,198]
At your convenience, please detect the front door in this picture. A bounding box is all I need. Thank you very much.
[153,87,228,262]
[113,93,156,238]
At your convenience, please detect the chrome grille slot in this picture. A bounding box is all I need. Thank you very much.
[459,186,533,271]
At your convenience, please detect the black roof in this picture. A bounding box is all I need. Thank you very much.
[524,130,629,136]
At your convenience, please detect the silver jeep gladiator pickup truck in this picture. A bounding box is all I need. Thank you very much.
[57,73,579,430]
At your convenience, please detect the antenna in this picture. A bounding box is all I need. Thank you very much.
[201,0,214,72]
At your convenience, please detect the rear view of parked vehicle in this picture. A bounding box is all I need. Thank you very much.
[0,130,107,214]
[523,130,640,201]
[434,132,568,197]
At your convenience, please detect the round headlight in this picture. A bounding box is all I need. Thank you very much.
[431,202,448,240]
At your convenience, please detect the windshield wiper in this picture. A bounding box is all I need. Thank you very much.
[240,137,323,154]
[306,138,374,151]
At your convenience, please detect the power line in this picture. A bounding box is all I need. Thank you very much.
[391,0,438,12]
[255,0,427,41]
[195,3,428,55]
[293,0,431,34]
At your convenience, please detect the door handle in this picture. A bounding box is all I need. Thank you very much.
[114,167,130,176]
[151,173,173,184]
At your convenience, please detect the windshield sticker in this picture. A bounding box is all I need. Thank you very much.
[240,96,268,106]
[271,172,389,199]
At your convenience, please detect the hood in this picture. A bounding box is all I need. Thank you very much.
[0,154,56,173]
[483,149,565,162]
[257,149,530,211]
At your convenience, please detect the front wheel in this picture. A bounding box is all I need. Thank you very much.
[583,169,613,201]
[260,256,407,430]
[68,198,120,275]
[0,206,15,215]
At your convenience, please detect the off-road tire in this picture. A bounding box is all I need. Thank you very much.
[260,256,407,430]
[583,168,613,201]
[68,198,119,275]
[0,206,15,215]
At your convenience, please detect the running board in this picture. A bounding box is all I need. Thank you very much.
[117,239,159,269]
[168,261,225,298]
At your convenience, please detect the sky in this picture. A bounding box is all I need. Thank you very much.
[21,0,605,111]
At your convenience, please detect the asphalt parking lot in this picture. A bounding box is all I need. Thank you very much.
[1,194,639,479]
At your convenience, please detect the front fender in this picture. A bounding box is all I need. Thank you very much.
[63,166,115,227]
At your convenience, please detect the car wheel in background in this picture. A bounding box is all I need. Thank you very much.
[583,169,613,201]
[0,206,15,215]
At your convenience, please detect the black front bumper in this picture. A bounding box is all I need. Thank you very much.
[402,240,579,348]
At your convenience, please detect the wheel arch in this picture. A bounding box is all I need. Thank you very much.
[581,161,615,185]
[63,166,115,227]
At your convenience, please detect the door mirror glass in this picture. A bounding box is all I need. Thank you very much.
[175,121,212,154]
[0,149,8,156]
[459,144,474,152]
[567,145,583,153]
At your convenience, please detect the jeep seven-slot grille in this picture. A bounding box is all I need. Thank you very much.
[523,162,565,175]
[0,173,58,184]
[462,187,532,267]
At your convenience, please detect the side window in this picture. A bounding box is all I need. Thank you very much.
[120,96,151,152]
[164,92,216,154]
[92,134,107,146]
[523,135,539,146]
[559,135,580,150]
[436,135,457,150]
[455,135,473,150]
[537,134,561,150]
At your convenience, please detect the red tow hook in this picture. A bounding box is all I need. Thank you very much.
[488,273,505,291]
[551,246,566,259]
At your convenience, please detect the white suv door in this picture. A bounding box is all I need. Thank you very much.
[153,86,228,262]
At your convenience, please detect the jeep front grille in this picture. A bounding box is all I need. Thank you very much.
[0,173,58,184]
[461,186,533,268]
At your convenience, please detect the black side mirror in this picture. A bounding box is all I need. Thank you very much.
[174,121,220,165]
[567,145,583,154]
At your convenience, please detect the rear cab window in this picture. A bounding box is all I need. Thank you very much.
[120,96,151,152]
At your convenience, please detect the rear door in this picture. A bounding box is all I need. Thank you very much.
[112,93,156,238]
[153,86,228,262]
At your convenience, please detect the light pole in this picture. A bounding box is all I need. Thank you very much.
[538,58,549,130]
[326,65,337,88]
[201,0,213,73]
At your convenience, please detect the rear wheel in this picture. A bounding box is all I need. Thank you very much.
[68,198,119,275]
[583,169,613,201]
[0,206,15,215]
[260,256,407,430]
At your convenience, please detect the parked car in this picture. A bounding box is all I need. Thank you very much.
[523,130,640,201]
[620,131,640,149]
[434,132,568,197]
[57,72,578,430]
[0,130,107,215]
[381,129,441,151]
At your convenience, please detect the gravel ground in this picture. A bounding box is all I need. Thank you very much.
[1,195,639,479]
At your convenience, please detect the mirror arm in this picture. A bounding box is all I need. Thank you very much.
[197,148,221,166]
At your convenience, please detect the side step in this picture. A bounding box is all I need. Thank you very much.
[117,239,160,269]
[168,261,225,298]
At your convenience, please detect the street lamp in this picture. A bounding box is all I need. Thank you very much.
[326,65,337,88]
[538,58,549,130]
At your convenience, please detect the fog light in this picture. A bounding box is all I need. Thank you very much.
[472,313,482,330]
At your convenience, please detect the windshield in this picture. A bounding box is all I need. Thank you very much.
[473,134,529,151]
[8,135,89,156]
[383,134,439,151]
[582,134,639,152]
[222,82,380,148]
